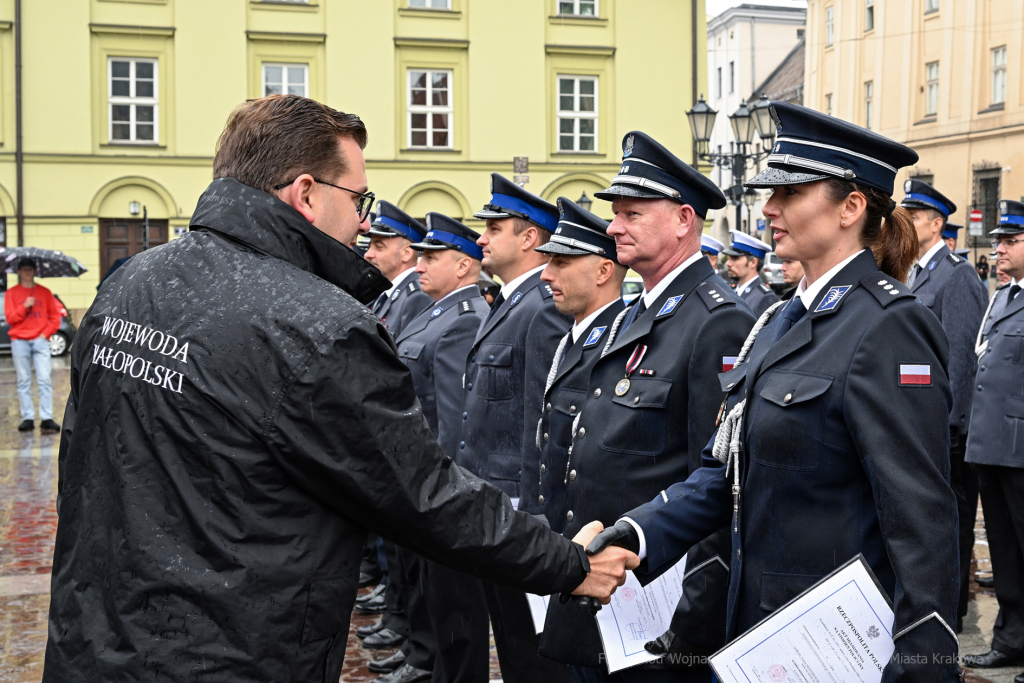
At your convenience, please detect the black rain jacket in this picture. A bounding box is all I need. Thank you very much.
[43,178,588,683]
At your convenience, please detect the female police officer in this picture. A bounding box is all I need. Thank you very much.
[584,102,961,681]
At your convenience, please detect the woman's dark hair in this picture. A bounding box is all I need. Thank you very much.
[824,178,917,281]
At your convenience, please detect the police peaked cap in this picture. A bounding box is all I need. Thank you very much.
[723,230,772,259]
[992,199,1024,236]
[701,234,725,255]
[900,179,957,218]
[474,173,560,232]
[595,131,727,219]
[942,222,962,240]
[535,197,619,264]
[746,101,918,196]
[412,212,484,260]
[369,201,428,242]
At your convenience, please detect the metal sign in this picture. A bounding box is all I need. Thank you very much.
[756,219,766,232]
[970,209,983,222]
[513,157,529,174]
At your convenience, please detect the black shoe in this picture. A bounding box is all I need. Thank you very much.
[363,627,406,649]
[373,663,431,683]
[40,419,61,434]
[355,590,388,614]
[962,649,1024,668]
[17,420,34,432]
[368,649,407,674]
[357,583,386,605]
[976,575,996,588]
[356,620,386,640]
[1015,671,1024,683]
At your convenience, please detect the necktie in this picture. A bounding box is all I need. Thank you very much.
[908,264,922,287]
[371,293,388,315]
[619,297,647,335]
[1010,284,1022,301]
[483,292,506,325]
[774,298,807,342]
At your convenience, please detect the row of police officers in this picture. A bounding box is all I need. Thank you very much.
[358,99,1024,683]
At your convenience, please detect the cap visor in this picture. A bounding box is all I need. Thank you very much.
[594,184,667,201]
[535,242,593,257]
[899,200,934,212]
[410,242,450,252]
[745,166,829,189]
[474,208,513,220]
[367,226,399,237]
[990,225,1024,236]
[721,248,745,257]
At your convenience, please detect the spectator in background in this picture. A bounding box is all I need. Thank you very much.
[780,258,805,291]
[977,254,990,282]
[5,257,61,433]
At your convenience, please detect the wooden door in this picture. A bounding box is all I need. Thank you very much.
[98,218,168,278]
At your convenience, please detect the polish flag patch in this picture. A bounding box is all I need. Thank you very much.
[899,364,931,386]
[722,356,738,372]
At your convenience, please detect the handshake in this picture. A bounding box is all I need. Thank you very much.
[567,520,643,611]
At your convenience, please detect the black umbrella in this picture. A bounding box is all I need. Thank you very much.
[0,246,88,278]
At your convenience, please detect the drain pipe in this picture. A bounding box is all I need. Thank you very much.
[15,0,24,246]
[691,0,699,167]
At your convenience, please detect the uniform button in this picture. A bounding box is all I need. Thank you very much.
[569,469,577,481]
[546,403,552,412]
[736,549,742,560]
[978,385,983,391]
[488,354,495,361]
[578,427,586,438]
[633,396,639,404]
[784,393,793,404]
[570,405,577,415]
[463,412,468,420]
[566,510,574,522]
[980,366,985,371]
[544,433,549,442]
[593,388,602,398]
[540,464,547,473]
[470,354,476,362]
[460,441,465,449]
[727,383,735,389]
[539,495,545,504]
[467,382,473,390]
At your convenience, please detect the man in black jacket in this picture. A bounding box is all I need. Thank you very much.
[42,94,637,683]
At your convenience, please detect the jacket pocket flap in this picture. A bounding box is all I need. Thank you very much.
[302,576,352,644]
[1006,397,1024,418]
[759,371,833,407]
[610,377,673,409]
[1003,327,1024,336]
[553,388,587,416]
[486,452,521,481]
[719,364,747,392]
[478,343,513,367]
[759,572,823,612]
[397,340,425,360]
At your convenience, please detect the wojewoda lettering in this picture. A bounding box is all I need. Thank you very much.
[91,316,189,394]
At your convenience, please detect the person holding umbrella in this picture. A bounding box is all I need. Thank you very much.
[5,257,61,433]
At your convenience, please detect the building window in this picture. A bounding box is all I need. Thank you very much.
[825,6,834,47]
[864,81,873,129]
[825,93,833,116]
[263,63,308,97]
[717,67,723,99]
[925,0,938,12]
[925,61,939,116]
[970,167,1001,247]
[558,76,597,152]
[992,46,1007,105]
[558,0,596,15]
[729,62,735,94]
[409,0,451,8]
[108,58,158,143]
[865,0,874,31]
[408,69,452,148]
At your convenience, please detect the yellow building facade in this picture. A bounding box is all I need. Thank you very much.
[0,0,707,315]
[805,0,1024,253]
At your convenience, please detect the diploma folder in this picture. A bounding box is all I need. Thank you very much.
[710,554,895,683]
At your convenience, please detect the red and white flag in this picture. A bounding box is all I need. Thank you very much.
[899,364,931,386]
[722,356,738,372]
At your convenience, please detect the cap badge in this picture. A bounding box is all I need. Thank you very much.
[814,285,852,312]
[426,215,433,228]
[623,134,634,158]
[583,326,607,347]
[1000,201,1008,212]
[905,180,912,192]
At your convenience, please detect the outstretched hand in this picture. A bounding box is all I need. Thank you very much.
[568,521,639,608]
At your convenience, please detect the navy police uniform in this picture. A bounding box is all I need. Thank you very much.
[724,231,779,317]
[369,202,434,336]
[621,103,961,682]
[458,174,574,683]
[901,179,988,628]
[539,132,755,682]
[533,198,625,533]
[964,200,1024,662]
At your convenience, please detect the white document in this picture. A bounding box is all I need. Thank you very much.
[595,556,687,673]
[526,593,550,634]
[711,555,895,683]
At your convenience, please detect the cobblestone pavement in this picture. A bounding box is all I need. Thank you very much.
[0,355,1016,682]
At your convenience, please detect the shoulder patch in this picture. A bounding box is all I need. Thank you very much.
[430,306,445,319]
[814,285,852,312]
[860,274,915,307]
[759,282,772,293]
[946,252,964,266]
[656,295,684,317]
[696,281,734,311]
[509,291,524,307]
[390,289,401,302]
[583,325,607,347]
[459,299,474,315]
[540,283,554,299]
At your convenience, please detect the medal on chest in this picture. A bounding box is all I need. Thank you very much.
[616,344,648,396]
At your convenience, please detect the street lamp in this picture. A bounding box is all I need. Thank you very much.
[750,94,776,144]
[576,192,593,212]
[729,101,756,146]
[686,95,717,156]
[129,201,141,216]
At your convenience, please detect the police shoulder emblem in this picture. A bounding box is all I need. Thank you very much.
[408,281,418,293]
[656,295,683,317]
[509,291,524,307]
[584,326,607,347]
[459,300,473,315]
[947,252,962,264]
[430,306,444,319]
[814,285,852,312]
[928,260,938,271]
[623,134,634,158]
[391,290,401,302]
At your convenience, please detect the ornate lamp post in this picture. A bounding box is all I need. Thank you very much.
[576,192,593,212]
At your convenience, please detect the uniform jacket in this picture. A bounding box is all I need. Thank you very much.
[396,286,488,457]
[966,282,1024,468]
[457,270,572,511]
[910,243,987,431]
[373,269,434,338]
[4,282,61,340]
[738,277,780,318]
[536,299,625,532]
[627,251,960,683]
[539,256,755,667]
[43,178,590,683]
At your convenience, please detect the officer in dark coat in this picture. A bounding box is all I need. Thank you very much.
[367,201,434,336]
[901,179,987,631]
[457,173,574,683]
[962,200,1024,677]
[724,230,779,316]
[375,214,492,683]
[539,131,756,683]
[587,102,961,683]
[533,197,626,532]
[43,96,635,683]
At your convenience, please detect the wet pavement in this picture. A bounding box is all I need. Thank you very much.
[0,355,1016,682]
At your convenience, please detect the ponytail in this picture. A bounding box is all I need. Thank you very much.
[824,179,917,282]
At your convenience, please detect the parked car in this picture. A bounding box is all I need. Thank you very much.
[0,291,77,356]
[621,277,643,304]
[761,251,785,288]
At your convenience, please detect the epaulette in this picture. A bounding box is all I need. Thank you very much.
[696,281,734,311]
[407,280,418,293]
[759,282,772,293]
[946,252,965,266]
[459,299,474,315]
[540,283,555,299]
[860,273,915,307]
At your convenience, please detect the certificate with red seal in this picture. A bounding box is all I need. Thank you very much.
[710,555,894,683]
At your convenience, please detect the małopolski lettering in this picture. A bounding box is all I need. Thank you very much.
[91,344,185,394]
[92,316,189,394]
